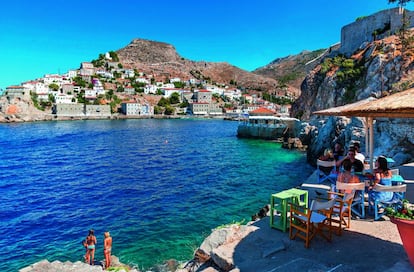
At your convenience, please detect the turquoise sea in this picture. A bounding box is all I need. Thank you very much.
[0,119,314,271]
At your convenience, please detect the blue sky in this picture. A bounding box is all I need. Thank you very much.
[1,0,413,90]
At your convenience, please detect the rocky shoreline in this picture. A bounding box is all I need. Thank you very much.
[19,256,140,272]
[20,216,412,272]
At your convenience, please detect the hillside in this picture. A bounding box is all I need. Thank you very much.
[116,38,292,96]
[293,31,414,165]
[252,46,339,92]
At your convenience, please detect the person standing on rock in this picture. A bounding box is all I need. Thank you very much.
[84,229,97,265]
[104,231,113,268]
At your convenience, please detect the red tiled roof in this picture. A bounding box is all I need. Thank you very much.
[250,107,274,114]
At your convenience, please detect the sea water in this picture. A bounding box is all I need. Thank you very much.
[0,119,314,271]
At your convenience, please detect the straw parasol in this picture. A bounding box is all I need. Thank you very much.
[313,88,414,170]
[340,88,414,118]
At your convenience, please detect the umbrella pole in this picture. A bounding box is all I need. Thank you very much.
[368,117,374,171]
[364,117,369,164]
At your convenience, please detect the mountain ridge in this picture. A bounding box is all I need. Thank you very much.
[115,38,323,97]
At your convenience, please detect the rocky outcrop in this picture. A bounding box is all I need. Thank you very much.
[292,33,414,165]
[178,224,259,272]
[0,96,52,123]
[117,38,182,64]
[19,256,140,272]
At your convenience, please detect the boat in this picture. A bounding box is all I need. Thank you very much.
[237,115,300,140]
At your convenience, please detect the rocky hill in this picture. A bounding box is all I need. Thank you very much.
[293,32,414,165]
[252,46,336,91]
[116,38,291,95]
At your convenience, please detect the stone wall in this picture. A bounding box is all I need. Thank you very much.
[340,8,414,55]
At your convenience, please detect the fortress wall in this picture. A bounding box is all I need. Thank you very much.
[340,8,414,55]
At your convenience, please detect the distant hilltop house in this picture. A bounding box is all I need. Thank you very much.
[340,7,414,55]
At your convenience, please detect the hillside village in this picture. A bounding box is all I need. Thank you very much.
[0,49,294,122]
[2,7,414,124]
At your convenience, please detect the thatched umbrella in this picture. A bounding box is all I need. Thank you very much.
[313,88,414,170]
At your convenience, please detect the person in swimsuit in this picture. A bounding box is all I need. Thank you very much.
[84,229,97,265]
[104,231,113,268]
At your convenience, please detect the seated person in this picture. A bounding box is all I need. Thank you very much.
[352,142,365,164]
[319,148,334,161]
[318,148,335,175]
[333,142,344,161]
[337,158,360,193]
[336,147,364,173]
[368,156,393,202]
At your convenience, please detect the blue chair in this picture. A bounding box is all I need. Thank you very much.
[368,184,407,220]
[317,159,337,184]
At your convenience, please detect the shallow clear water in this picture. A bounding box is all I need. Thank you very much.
[0,119,313,271]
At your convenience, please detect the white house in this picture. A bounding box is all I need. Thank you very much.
[136,77,149,84]
[124,86,135,95]
[121,102,140,115]
[43,74,63,85]
[85,89,97,99]
[206,85,225,95]
[144,85,158,94]
[124,69,135,78]
[66,69,78,79]
[21,80,37,92]
[170,77,181,83]
[188,78,200,85]
[55,93,75,104]
[223,89,242,101]
[161,83,175,89]
[162,88,184,98]
[121,102,153,116]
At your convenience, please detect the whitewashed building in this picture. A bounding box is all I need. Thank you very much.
[55,93,75,104]
[162,88,184,98]
[136,77,149,84]
[121,102,140,115]
[124,69,135,78]
[85,89,97,100]
[121,102,153,116]
[144,85,158,94]
[42,74,64,86]
[66,69,78,79]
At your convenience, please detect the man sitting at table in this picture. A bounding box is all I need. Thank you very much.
[336,147,364,173]
[337,158,360,193]
[352,142,365,164]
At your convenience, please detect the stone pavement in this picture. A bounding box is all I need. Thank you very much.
[177,162,414,272]
[187,216,412,272]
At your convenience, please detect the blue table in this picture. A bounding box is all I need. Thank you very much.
[392,174,404,185]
